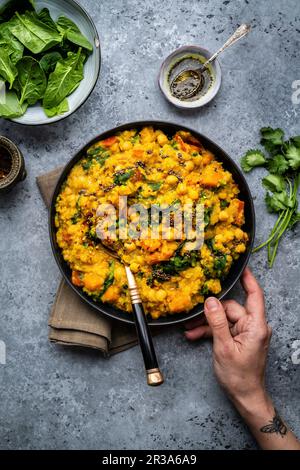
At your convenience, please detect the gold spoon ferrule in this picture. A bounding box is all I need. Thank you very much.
[125,265,142,304]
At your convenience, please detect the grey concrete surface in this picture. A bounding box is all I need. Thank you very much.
[0,0,299,450]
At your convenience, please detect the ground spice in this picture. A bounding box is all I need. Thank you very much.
[0,147,11,180]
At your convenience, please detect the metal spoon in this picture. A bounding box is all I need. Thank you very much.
[96,237,164,387]
[170,24,251,100]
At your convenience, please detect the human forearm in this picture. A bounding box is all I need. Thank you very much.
[185,269,300,450]
[232,390,300,451]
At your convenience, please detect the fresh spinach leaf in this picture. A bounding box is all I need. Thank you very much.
[86,226,98,244]
[87,145,107,156]
[0,21,24,64]
[206,238,216,253]
[10,11,62,54]
[39,51,62,74]
[43,97,69,117]
[130,134,140,144]
[204,207,212,226]
[37,8,58,31]
[214,254,227,273]
[43,48,84,109]
[56,16,81,34]
[0,45,17,88]
[71,210,81,224]
[83,147,110,170]
[15,56,46,105]
[64,29,92,53]
[220,200,229,209]
[56,38,78,57]
[0,0,35,22]
[147,181,162,191]
[114,169,134,185]
[56,16,93,52]
[99,261,115,297]
[82,159,92,171]
[0,90,27,118]
[151,252,199,283]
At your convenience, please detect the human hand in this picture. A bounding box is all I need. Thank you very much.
[185,268,272,408]
[185,268,300,450]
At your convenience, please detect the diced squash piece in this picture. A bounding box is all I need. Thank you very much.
[102,285,119,302]
[101,136,117,147]
[133,149,144,158]
[174,134,187,151]
[72,270,83,287]
[177,131,204,149]
[230,199,245,226]
[168,292,192,313]
[201,164,224,188]
[83,273,104,291]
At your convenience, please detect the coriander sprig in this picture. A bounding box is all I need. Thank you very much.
[240,127,300,267]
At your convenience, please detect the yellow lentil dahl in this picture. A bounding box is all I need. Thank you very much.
[55,127,248,319]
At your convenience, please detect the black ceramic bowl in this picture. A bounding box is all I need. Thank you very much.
[49,121,255,326]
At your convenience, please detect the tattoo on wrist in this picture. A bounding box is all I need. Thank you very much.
[260,408,287,437]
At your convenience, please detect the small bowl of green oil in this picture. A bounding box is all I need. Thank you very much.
[158,45,221,109]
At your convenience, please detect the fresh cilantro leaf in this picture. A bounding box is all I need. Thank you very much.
[291,136,300,147]
[283,140,300,170]
[267,154,289,175]
[262,174,286,193]
[265,191,293,213]
[260,127,284,154]
[245,127,300,267]
[240,149,266,172]
[265,192,276,213]
[289,212,300,229]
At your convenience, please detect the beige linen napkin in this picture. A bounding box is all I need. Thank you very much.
[37,167,142,356]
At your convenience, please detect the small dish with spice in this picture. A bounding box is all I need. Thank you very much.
[158,45,221,109]
[0,136,26,193]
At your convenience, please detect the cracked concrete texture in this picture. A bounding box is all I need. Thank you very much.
[0,0,299,450]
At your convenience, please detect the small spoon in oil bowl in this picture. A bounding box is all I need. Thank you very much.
[170,24,251,100]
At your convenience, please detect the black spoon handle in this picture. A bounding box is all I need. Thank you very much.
[125,266,164,386]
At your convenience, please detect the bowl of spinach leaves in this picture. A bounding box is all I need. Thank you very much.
[0,0,100,125]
